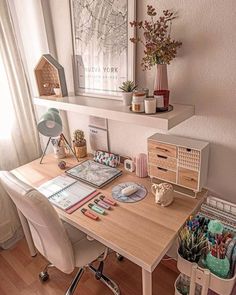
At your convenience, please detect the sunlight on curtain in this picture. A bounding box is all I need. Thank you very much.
[0,52,14,139]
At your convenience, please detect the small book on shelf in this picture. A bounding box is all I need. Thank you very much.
[65,159,122,188]
[38,174,97,211]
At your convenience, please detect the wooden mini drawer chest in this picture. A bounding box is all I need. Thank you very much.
[147,133,209,192]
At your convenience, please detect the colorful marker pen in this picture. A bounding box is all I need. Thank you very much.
[81,208,99,220]
[88,203,105,215]
[94,199,111,210]
[99,195,116,206]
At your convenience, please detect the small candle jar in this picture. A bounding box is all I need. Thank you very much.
[142,88,149,97]
[132,91,145,112]
[144,97,156,114]
[154,90,170,111]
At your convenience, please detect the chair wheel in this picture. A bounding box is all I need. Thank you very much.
[39,271,49,282]
[116,254,124,261]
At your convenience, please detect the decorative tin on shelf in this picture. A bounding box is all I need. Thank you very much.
[34,54,68,97]
[147,133,209,193]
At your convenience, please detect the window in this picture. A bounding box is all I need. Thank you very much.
[0,52,14,139]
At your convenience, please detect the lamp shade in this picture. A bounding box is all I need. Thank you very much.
[37,108,62,137]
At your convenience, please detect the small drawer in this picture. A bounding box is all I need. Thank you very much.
[178,147,200,171]
[148,152,177,171]
[148,140,177,158]
[178,167,199,190]
[149,165,176,183]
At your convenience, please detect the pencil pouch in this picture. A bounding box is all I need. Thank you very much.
[93,150,120,168]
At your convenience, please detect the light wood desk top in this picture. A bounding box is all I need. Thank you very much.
[12,154,206,273]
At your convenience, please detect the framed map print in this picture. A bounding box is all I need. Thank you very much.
[70,0,136,99]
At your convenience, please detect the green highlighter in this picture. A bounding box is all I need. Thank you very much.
[88,203,105,215]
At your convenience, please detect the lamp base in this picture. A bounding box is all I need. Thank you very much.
[40,133,79,164]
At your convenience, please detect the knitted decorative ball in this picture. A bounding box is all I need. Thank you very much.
[208,219,224,235]
[58,160,66,170]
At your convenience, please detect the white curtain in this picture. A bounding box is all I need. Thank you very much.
[0,0,41,246]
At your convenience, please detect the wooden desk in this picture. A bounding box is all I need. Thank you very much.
[12,154,206,295]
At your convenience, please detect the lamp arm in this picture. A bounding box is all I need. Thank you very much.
[40,137,52,164]
[60,133,79,162]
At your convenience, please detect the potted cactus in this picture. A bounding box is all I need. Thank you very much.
[73,129,87,158]
[119,80,137,106]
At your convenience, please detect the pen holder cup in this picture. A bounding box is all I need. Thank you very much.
[53,145,66,159]
[206,253,230,278]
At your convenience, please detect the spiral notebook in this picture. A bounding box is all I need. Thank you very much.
[38,174,96,211]
[66,160,122,188]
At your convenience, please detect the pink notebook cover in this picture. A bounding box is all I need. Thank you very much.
[66,191,99,214]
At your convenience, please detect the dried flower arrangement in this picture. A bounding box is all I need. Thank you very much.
[130,5,182,70]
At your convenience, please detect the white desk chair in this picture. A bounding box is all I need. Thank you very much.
[0,171,120,295]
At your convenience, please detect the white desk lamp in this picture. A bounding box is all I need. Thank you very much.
[37,108,77,164]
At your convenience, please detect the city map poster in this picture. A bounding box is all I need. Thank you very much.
[71,0,135,97]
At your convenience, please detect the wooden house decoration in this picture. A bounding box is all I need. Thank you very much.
[34,54,68,97]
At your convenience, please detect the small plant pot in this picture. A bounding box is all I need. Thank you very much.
[122,92,133,106]
[73,140,87,158]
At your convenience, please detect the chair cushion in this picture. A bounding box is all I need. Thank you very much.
[62,221,106,267]
[73,238,106,267]
[62,221,86,244]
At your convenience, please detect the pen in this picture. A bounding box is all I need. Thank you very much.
[88,203,105,215]
[94,199,111,210]
[99,195,116,206]
[81,208,99,220]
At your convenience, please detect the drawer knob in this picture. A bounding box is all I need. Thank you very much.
[157,155,167,159]
[184,176,196,182]
[156,147,169,152]
[157,167,168,172]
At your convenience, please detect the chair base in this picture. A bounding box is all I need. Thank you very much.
[65,268,85,295]
[88,265,121,295]
[39,263,121,295]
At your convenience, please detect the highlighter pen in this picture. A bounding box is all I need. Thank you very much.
[81,208,99,220]
[99,195,116,206]
[88,203,105,215]
[94,199,111,210]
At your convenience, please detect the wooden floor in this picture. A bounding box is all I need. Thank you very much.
[0,239,178,295]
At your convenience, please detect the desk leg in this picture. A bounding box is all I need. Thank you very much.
[142,268,152,295]
[17,209,37,257]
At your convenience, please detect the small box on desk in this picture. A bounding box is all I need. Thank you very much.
[147,133,209,194]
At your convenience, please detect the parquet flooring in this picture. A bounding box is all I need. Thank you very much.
[0,239,178,295]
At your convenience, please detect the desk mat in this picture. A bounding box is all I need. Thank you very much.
[111,182,147,203]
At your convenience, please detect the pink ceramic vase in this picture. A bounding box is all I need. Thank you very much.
[135,153,148,178]
[154,64,168,91]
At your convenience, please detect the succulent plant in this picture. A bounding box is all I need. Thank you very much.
[73,129,85,146]
[119,80,137,92]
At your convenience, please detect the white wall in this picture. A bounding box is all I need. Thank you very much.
[49,0,236,202]
[13,0,236,202]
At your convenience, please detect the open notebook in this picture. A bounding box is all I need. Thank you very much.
[38,174,96,211]
[66,160,122,188]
